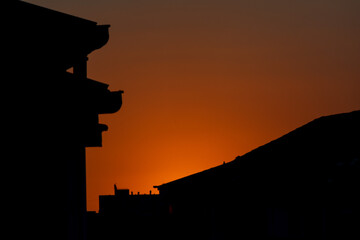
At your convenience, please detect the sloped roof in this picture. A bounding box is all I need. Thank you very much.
[14,1,97,26]
[155,110,360,191]
[8,1,110,69]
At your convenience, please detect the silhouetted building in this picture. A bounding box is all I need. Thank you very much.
[5,1,122,240]
[87,185,161,240]
[99,185,160,217]
[154,110,360,240]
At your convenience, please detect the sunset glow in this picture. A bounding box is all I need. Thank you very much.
[27,0,360,211]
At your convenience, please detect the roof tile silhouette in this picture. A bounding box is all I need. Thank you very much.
[155,110,360,191]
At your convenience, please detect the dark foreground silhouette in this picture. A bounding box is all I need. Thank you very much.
[5,1,359,240]
[89,110,360,240]
[5,1,122,240]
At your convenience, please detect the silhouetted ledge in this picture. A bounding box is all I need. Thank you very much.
[63,72,123,115]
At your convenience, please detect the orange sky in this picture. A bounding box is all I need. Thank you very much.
[27,0,360,211]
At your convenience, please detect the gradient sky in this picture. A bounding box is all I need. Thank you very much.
[26,0,360,211]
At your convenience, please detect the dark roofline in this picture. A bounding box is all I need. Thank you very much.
[154,110,360,190]
[11,1,111,69]
[19,1,97,25]
[153,163,228,190]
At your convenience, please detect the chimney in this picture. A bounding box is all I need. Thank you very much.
[114,184,118,194]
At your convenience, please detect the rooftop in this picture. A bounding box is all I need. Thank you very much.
[155,110,360,191]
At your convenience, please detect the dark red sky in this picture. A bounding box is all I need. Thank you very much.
[27,0,360,211]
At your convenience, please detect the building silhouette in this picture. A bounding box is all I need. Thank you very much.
[6,2,359,240]
[154,110,360,240]
[87,111,359,240]
[87,186,161,240]
[5,1,122,240]
[99,185,161,217]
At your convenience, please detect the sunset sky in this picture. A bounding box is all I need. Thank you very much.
[26,0,360,211]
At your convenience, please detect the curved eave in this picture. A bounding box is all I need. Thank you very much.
[98,90,124,114]
[89,25,110,52]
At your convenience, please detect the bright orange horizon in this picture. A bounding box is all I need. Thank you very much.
[27,0,360,211]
